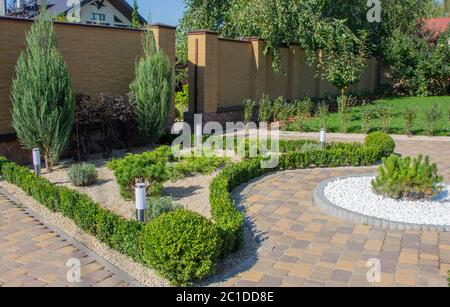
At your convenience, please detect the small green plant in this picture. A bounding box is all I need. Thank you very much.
[424,103,442,136]
[68,163,98,187]
[337,95,355,133]
[243,99,256,125]
[360,104,373,134]
[301,143,323,152]
[294,97,314,118]
[272,96,285,122]
[365,132,396,157]
[172,155,225,178]
[376,104,393,134]
[142,209,221,286]
[258,94,272,123]
[372,155,443,200]
[315,103,329,130]
[175,84,188,121]
[402,106,417,136]
[147,197,182,220]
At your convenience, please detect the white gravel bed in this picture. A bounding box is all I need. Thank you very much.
[324,176,450,226]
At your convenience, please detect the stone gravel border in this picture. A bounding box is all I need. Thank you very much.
[314,174,450,232]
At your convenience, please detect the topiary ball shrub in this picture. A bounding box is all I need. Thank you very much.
[365,132,395,157]
[372,154,443,200]
[68,163,98,187]
[142,209,222,286]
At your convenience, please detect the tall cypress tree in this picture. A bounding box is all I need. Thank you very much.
[131,0,140,29]
[11,6,74,172]
[130,28,174,143]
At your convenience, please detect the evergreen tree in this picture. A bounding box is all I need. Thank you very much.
[11,6,74,172]
[131,0,140,29]
[130,28,174,143]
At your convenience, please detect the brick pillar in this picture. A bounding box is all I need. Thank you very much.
[187,30,219,125]
[250,38,267,102]
[151,24,176,125]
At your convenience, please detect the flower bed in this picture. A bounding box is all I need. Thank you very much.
[0,133,393,285]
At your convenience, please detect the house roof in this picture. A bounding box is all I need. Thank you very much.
[42,0,146,24]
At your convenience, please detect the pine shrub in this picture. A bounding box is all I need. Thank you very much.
[372,155,443,200]
[11,7,74,171]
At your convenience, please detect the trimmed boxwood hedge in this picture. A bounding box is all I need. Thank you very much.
[0,132,391,285]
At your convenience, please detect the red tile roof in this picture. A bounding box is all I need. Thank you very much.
[423,17,450,34]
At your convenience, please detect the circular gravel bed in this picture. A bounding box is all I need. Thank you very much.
[315,175,450,231]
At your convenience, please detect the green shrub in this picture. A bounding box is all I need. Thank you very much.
[0,156,8,175]
[294,97,314,118]
[130,28,174,142]
[315,103,329,130]
[360,104,373,134]
[424,103,443,136]
[175,84,188,121]
[272,96,285,122]
[258,94,272,123]
[107,149,171,199]
[365,132,395,157]
[11,7,74,172]
[402,106,416,136]
[243,99,256,124]
[142,209,221,286]
[374,104,393,134]
[147,197,182,220]
[172,155,225,178]
[337,95,355,133]
[301,143,323,152]
[68,163,98,187]
[372,155,443,199]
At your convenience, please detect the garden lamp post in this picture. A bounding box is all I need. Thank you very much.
[135,183,147,223]
[32,148,41,176]
[320,128,326,149]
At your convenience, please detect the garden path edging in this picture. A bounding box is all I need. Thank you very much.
[314,174,450,232]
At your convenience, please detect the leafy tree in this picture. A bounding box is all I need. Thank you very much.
[130,27,174,143]
[131,0,140,29]
[11,6,74,172]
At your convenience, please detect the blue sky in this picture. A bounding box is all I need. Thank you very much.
[126,0,185,26]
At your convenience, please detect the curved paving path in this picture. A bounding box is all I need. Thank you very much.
[0,191,141,287]
[222,137,450,287]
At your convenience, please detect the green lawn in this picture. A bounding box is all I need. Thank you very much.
[285,96,450,136]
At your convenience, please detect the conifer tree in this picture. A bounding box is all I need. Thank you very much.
[11,5,74,172]
[130,27,174,143]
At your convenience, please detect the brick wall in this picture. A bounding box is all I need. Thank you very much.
[0,17,176,136]
[187,31,379,118]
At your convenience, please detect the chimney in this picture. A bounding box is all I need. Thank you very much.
[16,0,23,9]
[0,0,6,16]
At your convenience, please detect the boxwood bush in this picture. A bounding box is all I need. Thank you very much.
[364,132,395,157]
[142,209,221,286]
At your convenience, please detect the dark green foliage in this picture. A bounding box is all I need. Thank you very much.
[106,147,172,199]
[243,99,256,124]
[131,0,140,29]
[68,163,98,187]
[142,210,222,286]
[130,28,174,142]
[365,132,396,157]
[175,84,189,121]
[372,155,443,200]
[11,8,74,171]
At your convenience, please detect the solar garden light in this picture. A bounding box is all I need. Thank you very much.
[320,128,326,149]
[135,183,147,223]
[32,148,41,176]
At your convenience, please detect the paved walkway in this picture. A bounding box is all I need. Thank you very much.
[0,192,141,287]
[222,138,450,287]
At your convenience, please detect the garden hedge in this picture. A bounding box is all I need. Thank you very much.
[0,132,392,285]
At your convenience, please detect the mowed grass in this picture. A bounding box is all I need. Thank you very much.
[285,96,450,136]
